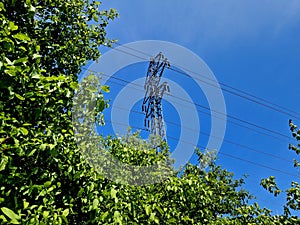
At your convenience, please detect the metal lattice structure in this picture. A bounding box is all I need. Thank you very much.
[142,52,170,140]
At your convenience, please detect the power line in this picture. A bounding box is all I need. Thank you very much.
[169,66,300,120]
[93,72,289,143]
[111,104,293,164]
[219,152,297,178]
[103,119,299,179]
[79,68,298,177]
[81,67,295,166]
[109,42,300,121]
[112,42,300,119]
[169,93,292,140]
[81,67,294,142]
[90,42,299,209]
[105,109,289,208]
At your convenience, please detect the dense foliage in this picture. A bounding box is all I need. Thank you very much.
[0,0,299,224]
[0,0,117,223]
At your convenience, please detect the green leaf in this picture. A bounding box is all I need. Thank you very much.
[31,72,40,79]
[62,208,69,217]
[0,2,4,11]
[15,93,25,101]
[1,207,21,222]
[13,33,31,41]
[40,144,47,151]
[0,156,8,171]
[13,57,28,65]
[92,199,99,209]
[23,201,29,210]
[77,188,84,197]
[156,205,164,215]
[33,53,41,59]
[4,57,13,65]
[19,46,27,51]
[44,181,52,188]
[29,5,36,12]
[4,69,16,76]
[145,205,151,216]
[8,21,18,31]
[19,127,29,135]
[70,82,78,90]
[110,188,117,199]
[0,215,7,222]
[93,14,99,22]
[113,211,122,223]
[43,211,49,219]
[100,211,109,221]
[101,85,110,93]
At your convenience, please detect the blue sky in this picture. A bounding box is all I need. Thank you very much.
[85,0,300,214]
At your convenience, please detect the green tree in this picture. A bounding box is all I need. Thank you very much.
[260,120,300,224]
[0,0,117,223]
[92,133,279,224]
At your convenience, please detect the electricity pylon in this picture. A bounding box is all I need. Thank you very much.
[142,52,170,140]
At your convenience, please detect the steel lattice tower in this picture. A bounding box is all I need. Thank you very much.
[142,52,170,140]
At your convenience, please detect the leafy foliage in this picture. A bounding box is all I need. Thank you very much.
[0,0,117,223]
[260,120,300,224]
[1,0,299,224]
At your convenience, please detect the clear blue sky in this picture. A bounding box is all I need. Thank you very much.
[84,0,300,214]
